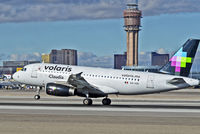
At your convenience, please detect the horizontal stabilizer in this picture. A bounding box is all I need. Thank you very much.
[167,78,189,87]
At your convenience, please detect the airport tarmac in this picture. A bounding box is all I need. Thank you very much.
[0,89,200,134]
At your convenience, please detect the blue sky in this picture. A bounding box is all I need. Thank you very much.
[0,19,124,55]
[0,0,200,69]
[0,13,200,55]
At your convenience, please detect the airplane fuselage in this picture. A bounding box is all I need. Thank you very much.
[14,63,199,96]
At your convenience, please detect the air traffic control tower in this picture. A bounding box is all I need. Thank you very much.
[124,3,142,66]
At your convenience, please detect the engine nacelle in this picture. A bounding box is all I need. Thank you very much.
[46,83,75,97]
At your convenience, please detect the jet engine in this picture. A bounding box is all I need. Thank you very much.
[46,83,75,96]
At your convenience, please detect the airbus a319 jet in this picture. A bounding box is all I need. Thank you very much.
[13,39,200,105]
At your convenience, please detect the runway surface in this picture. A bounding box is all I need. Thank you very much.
[1,89,200,134]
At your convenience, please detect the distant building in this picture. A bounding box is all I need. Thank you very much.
[42,54,50,63]
[0,66,12,75]
[114,53,127,69]
[151,52,169,66]
[2,61,40,75]
[50,49,77,65]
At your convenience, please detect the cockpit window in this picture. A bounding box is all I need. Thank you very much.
[22,68,27,71]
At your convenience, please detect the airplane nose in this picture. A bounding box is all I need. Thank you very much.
[13,72,19,81]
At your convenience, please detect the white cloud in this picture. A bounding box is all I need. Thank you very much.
[0,0,199,22]
[140,0,200,16]
[78,52,113,68]
[7,52,41,61]
[156,48,167,54]
[0,54,6,61]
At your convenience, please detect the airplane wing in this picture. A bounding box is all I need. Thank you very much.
[62,72,118,97]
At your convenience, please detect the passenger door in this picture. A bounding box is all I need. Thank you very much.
[146,75,154,88]
[31,65,38,78]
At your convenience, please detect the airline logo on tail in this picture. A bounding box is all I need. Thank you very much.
[160,39,199,77]
[170,47,192,74]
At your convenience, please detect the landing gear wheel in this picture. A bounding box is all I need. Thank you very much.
[34,95,40,100]
[102,98,111,105]
[83,99,93,105]
[34,86,42,100]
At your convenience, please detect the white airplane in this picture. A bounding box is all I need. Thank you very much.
[13,39,200,105]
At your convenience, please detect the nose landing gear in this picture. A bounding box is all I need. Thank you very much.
[34,95,40,100]
[34,86,42,100]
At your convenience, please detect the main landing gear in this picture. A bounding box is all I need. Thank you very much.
[102,98,111,105]
[83,94,93,105]
[83,98,93,105]
[82,97,111,106]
